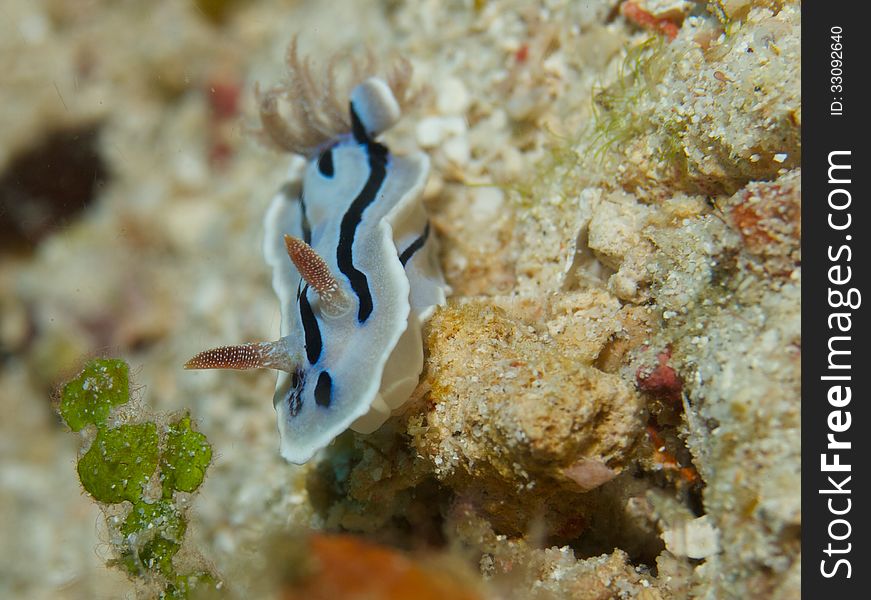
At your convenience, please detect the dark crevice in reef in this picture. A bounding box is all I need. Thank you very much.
[687,483,706,518]
[305,430,451,551]
[0,123,109,254]
[567,482,667,570]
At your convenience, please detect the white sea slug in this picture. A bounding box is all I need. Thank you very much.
[185,42,446,464]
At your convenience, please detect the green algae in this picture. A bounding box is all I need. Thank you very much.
[59,358,129,431]
[161,414,213,497]
[77,422,160,503]
[57,358,218,598]
[164,572,220,600]
[589,37,668,160]
[122,500,186,539]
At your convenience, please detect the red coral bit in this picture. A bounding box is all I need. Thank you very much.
[621,1,681,40]
[646,424,700,484]
[206,77,241,168]
[729,179,801,277]
[209,80,241,120]
[636,348,683,403]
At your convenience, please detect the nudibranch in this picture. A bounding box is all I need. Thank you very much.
[186,42,446,464]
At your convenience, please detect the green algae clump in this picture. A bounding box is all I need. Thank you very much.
[161,414,212,496]
[122,500,186,539]
[58,358,129,431]
[77,422,160,503]
[57,358,219,598]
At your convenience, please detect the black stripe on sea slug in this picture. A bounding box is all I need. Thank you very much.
[399,222,431,267]
[287,389,302,417]
[317,147,334,177]
[350,103,370,143]
[298,285,322,364]
[315,371,332,407]
[299,192,312,245]
[286,369,304,417]
[337,103,389,324]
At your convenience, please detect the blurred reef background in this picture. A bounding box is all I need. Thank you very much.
[0,1,799,598]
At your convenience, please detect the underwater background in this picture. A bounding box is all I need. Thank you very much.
[0,1,800,598]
